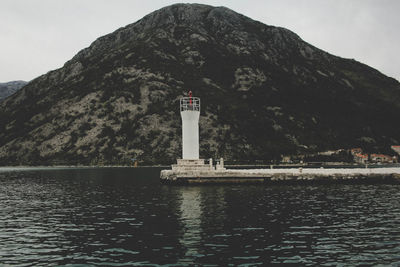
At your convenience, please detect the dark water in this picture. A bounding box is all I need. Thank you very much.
[1,167,399,266]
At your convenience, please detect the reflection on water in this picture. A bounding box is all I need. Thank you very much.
[179,187,202,263]
[0,167,400,266]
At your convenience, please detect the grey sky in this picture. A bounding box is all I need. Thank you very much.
[1,0,399,82]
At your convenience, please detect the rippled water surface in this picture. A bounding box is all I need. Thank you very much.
[1,167,400,266]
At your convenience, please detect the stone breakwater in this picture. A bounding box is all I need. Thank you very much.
[160,168,400,184]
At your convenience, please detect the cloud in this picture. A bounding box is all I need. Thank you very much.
[0,0,399,82]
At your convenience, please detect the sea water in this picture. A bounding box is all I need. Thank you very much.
[0,167,399,266]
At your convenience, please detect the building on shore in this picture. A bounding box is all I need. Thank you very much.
[370,154,396,163]
[353,153,368,164]
[351,148,363,155]
[391,146,400,156]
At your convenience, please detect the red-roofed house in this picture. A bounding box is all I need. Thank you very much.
[351,148,362,155]
[370,154,395,163]
[353,153,368,164]
[391,145,400,156]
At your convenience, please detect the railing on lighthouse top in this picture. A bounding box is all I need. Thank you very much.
[180,91,200,112]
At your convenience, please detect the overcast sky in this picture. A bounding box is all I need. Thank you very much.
[1,0,399,83]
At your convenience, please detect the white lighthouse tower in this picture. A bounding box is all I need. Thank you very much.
[180,91,200,159]
[164,91,223,177]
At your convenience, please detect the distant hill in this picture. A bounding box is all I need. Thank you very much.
[0,81,27,102]
[0,3,400,166]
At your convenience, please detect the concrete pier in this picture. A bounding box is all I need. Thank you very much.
[160,166,400,184]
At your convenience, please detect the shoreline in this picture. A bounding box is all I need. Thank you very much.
[0,163,399,170]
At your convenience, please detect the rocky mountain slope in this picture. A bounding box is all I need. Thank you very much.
[1,4,400,165]
[0,81,27,102]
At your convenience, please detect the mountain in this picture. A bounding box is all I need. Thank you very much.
[1,3,400,166]
[0,81,27,102]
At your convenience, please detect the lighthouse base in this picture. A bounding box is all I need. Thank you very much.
[171,159,215,172]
